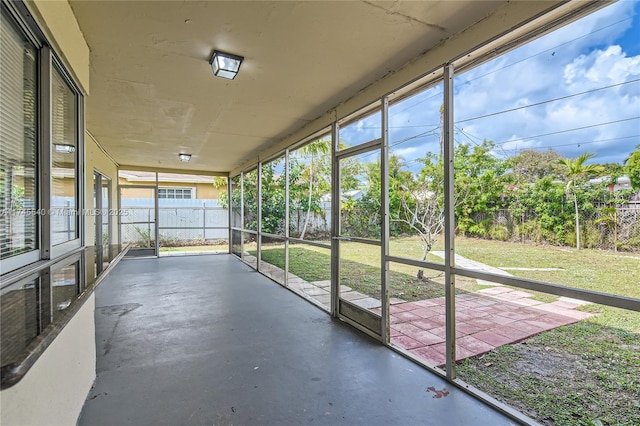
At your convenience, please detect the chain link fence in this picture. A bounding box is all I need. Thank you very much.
[471,204,640,251]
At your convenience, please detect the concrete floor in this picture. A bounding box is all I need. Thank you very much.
[79,255,517,426]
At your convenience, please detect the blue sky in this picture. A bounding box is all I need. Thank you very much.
[341,0,640,171]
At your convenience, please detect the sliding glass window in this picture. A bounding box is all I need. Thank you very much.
[0,7,38,262]
[50,65,79,246]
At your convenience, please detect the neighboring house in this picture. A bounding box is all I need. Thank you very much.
[588,175,633,192]
[118,171,224,201]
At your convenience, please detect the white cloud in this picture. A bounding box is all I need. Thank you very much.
[393,146,419,157]
[450,0,640,165]
[564,45,640,86]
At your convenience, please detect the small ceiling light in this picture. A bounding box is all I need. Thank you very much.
[179,153,192,162]
[209,50,244,80]
[54,144,76,154]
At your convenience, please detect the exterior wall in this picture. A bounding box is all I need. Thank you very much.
[26,0,90,94]
[118,180,222,200]
[0,3,96,424]
[86,133,118,245]
[0,294,96,426]
[195,183,220,199]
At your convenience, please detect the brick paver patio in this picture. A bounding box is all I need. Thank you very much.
[255,258,593,367]
[386,287,592,367]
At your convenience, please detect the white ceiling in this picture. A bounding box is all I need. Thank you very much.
[69,1,511,174]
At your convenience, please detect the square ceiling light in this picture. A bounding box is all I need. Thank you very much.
[179,153,191,162]
[209,50,244,80]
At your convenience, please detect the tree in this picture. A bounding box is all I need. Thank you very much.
[508,149,563,182]
[297,140,330,239]
[625,145,640,190]
[453,140,511,237]
[394,152,445,278]
[558,152,604,250]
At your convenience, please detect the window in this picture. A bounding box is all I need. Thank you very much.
[0,7,38,260]
[0,1,84,274]
[158,188,193,199]
[51,66,79,245]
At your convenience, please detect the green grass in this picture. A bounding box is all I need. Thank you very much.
[255,236,639,425]
[257,246,462,301]
[457,322,640,426]
[392,236,640,331]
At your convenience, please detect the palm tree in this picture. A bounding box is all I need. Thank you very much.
[299,140,330,239]
[558,152,603,250]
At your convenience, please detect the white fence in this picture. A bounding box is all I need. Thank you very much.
[121,203,228,246]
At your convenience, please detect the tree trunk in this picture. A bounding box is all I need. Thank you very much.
[300,161,314,239]
[574,193,581,250]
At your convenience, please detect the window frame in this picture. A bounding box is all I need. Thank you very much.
[0,0,85,274]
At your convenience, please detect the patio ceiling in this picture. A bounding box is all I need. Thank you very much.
[69,1,516,173]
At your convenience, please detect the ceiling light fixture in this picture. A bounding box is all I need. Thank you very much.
[179,153,192,162]
[54,144,76,154]
[209,50,244,80]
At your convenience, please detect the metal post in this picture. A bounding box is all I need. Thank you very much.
[154,172,159,257]
[285,149,290,287]
[39,47,52,259]
[227,176,232,254]
[257,164,262,271]
[380,97,390,344]
[240,172,244,261]
[202,203,206,241]
[330,122,340,317]
[78,95,86,246]
[443,63,457,380]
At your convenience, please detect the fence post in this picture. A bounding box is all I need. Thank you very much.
[203,203,206,242]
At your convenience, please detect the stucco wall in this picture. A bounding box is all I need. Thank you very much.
[86,133,119,245]
[0,294,96,426]
[26,0,90,94]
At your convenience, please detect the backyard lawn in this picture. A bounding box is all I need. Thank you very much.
[256,236,640,425]
[262,236,640,331]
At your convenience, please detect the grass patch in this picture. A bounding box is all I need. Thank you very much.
[392,236,640,332]
[259,247,461,301]
[457,322,640,426]
[252,237,639,423]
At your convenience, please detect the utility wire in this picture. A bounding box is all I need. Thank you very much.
[455,16,634,87]
[493,117,639,147]
[456,79,639,124]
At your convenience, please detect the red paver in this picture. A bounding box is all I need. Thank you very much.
[384,292,592,363]
[409,345,446,366]
[394,311,423,322]
[472,330,516,347]
[456,322,486,336]
[390,304,415,314]
[391,335,423,350]
[489,314,518,325]
[504,320,547,335]
[412,318,444,331]
[410,330,445,345]
[492,324,532,341]
[457,335,494,355]
[411,307,439,318]
[413,299,439,307]
[391,322,424,335]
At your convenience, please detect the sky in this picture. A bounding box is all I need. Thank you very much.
[340,0,640,172]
